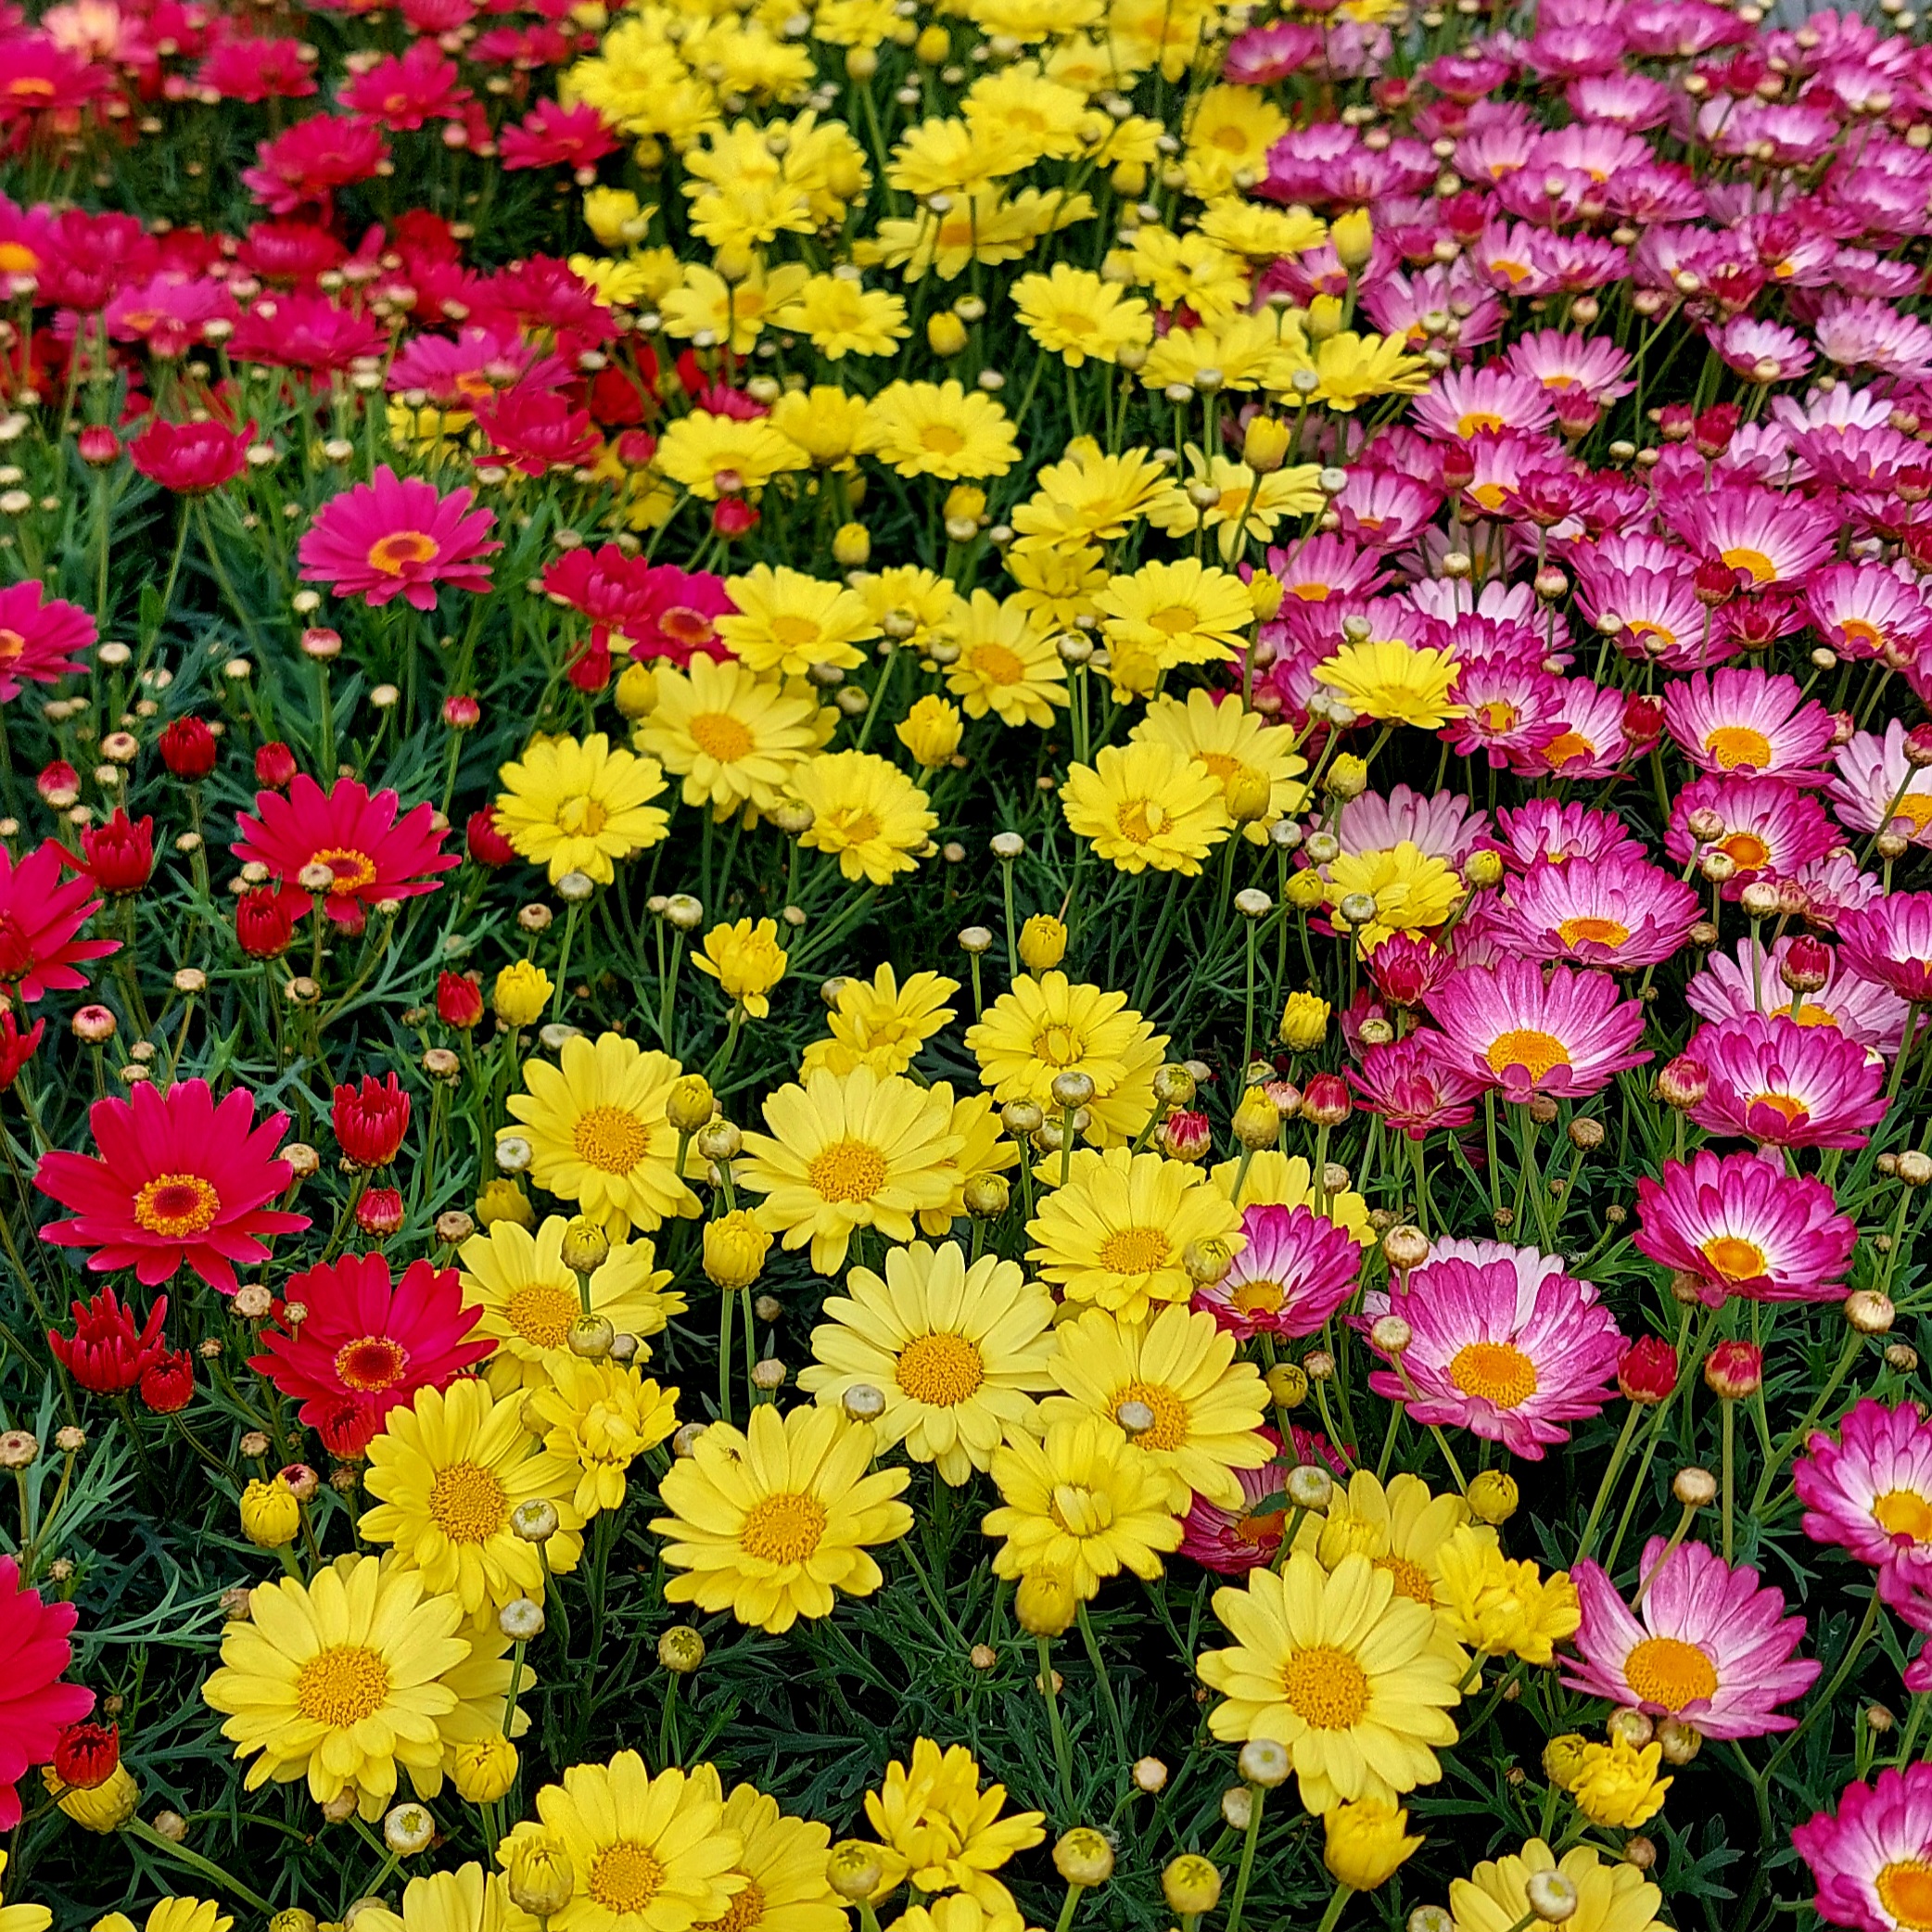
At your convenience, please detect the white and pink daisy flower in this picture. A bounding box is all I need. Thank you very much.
[1662,667,1836,779]
[1177,1426,1347,1575]
[1681,486,1838,587]
[1438,660,1566,771]
[1687,936,1909,1060]
[1503,327,1634,401]
[1805,563,1932,663]
[1796,1762,1932,1932]
[1831,722,1932,849]
[1839,894,1932,1007]
[1412,363,1556,441]
[1347,1036,1487,1138]
[1575,564,1731,673]
[1424,957,1651,1102]
[1796,1401,1932,1614]
[1709,315,1816,384]
[1490,799,1648,871]
[1333,784,1489,866]
[1663,775,1841,891]
[1191,1202,1361,1342]
[1816,296,1932,382]
[1687,1011,1888,1150]
[1488,855,1698,970]
[1535,678,1630,781]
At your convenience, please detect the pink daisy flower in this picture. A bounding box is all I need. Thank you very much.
[1487,855,1698,971]
[1839,895,1932,1007]
[0,839,117,1004]
[1332,785,1489,866]
[298,464,501,611]
[1412,363,1556,441]
[1424,957,1651,1103]
[1574,564,1730,673]
[1536,678,1630,781]
[1662,667,1836,779]
[1347,1035,1486,1138]
[1504,327,1634,400]
[35,1079,311,1294]
[1687,937,1909,1060]
[232,774,457,932]
[1709,315,1816,384]
[1795,1762,1932,1932]
[1365,1252,1623,1459]
[1816,297,1932,381]
[1663,775,1840,892]
[1565,1538,1819,1737]
[1565,70,1673,128]
[1686,1012,1888,1150]
[1681,486,1838,588]
[387,324,572,407]
[1331,470,1443,550]
[1786,852,1886,929]
[1633,1150,1855,1305]
[1805,563,1932,664]
[1265,534,1389,605]
[1177,1426,1348,1575]
[1831,722,1932,849]
[0,580,95,702]
[1191,1202,1361,1341]
[1437,659,1565,771]
[1489,799,1646,871]
[1796,1401,1932,1616]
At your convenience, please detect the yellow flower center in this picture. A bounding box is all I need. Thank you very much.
[1840,616,1883,648]
[1557,915,1630,950]
[507,1279,582,1350]
[1877,1862,1932,1932]
[920,423,967,456]
[769,614,824,650]
[1448,1340,1540,1408]
[1116,796,1169,844]
[1622,1633,1719,1710]
[1719,544,1776,584]
[740,1490,827,1563]
[1231,1277,1285,1316]
[1718,830,1770,869]
[573,1104,651,1174]
[690,712,756,763]
[699,1881,766,1932]
[807,1137,889,1203]
[1875,1490,1932,1542]
[0,243,38,273]
[1481,699,1520,732]
[334,1336,409,1392]
[1484,1028,1571,1080]
[308,845,378,895]
[1792,1003,1837,1027]
[1148,604,1201,637]
[365,529,439,575]
[1700,1236,1765,1281]
[896,1331,985,1406]
[1110,1379,1188,1451]
[427,1459,508,1544]
[1097,1226,1171,1276]
[1031,1023,1087,1066]
[1750,1090,1808,1125]
[1278,1644,1370,1728]
[133,1172,221,1239]
[1542,729,1593,768]
[969,641,1028,686]
[822,806,883,847]
[1456,410,1506,437]
[295,1644,390,1727]
[0,628,23,662]
[590,1842,667,1913]
[1374,1553,1435,1604]
[553,794,609,838]
[1705,725,1774,769]
[1895,796,1932,835]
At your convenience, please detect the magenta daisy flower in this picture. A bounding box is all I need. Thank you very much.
[1348,1035,1486,1138]
[1536,678,1629,781]
[1489,799,1647,871]
[1804,563,1932,664]
[1663,667,1835,780]
[1574,563,1728,673]
[1815,296,1932,381]
[1438,659,1565,771]
[1177,1425,1348,1575]
[0,580,95,703]
[1687,937,1909,1061]
[0,839,118,1004]
[1796,1401,1932,1615]
[1832,723,1932,848]
[1487,855,1698,971]
[1191,1202,1361,1341]
[1333,784,1488,865]
[35,1079,311,1293]
[1796,1762,1932,1932]
[1412,363,1556,441]
[1687,1012,1888,1150]
[1840,895,1932,1006]
[1682,486,1838,587]
[233,774,457,932]
[1565,1538,1819,1737]
[1663,775,1839,893]
[1504,327,1634,400]
[1264,534,1390,606]
[1423,957,1651,1103]
[1365,1252,1623,1459]
[1633,1150,1855,1306]
[298,464,501,611]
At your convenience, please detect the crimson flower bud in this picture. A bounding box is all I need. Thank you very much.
[466,807,516,867]
[1552,389,1599,438]
[1367,932,1446,1008]
[1618,1335,1679,1405]
[139,1347,195,1413]
[1704,1339,1762,1400]
[255,741,298,789]
[334,1074,411,1168]
[158,716,217,780]
[1907,724,1932,769]
[437,970,485,1029]
[1301,1073,1352,1127]
[1439,446,1476,493]
[567,636,611,694]
[47,1289,168,1395]
[0,1009,45,1092]
[1157,1109,1214,1162]
[77,426,121,466]
[443,694,481,729]
[1692,559,1739,607]
[77,810,155,895]
[53,1722,120,1791]
[356,1187,406,1238]
[713,496,759,538]
[36,760,80,805]
[1693,402,1740,457]
[1780,935,1831,994]
[235,888,295,960]
[1658,402,1695,442]
[1621,693,1664,747]
[1656,1056,1709,1109]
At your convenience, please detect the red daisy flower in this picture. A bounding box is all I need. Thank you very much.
[242,116,389,216]
[297,465,501,611]
[46,1287,169,1395]
[0,1556,94,1831]
[0,840,117,1003]
[34,1079,311,1293]
[248,1252,490,1455]
[0,580,95,703]
[232,774,457,930]
[129,417,251,495]
[499,99,618,172]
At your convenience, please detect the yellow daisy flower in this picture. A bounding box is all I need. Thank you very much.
[1450,1841,1667,1932]
[354,1864,536,1932]
[1197,197,1328,261]
[1197,1552,1465,1813]
[1117,225,1250,324]
[693,916,789,1017]
[777,273,909,360]
[897,693,964,768]
[718,565,880,678]
[499,1753,744,1932]
[1210,1149,1374,1243]
[767,386,874,470]
[1316,640,1466,729]
[1010,263,1152,366]
[501,1033,705,1236]
[1145,447,1327,561]
[1004,542,1108,629]
[857,1738,1046,1913]
[983,1417,1183,1599]
[659,261,809,354]
[1132,688,1309,840]
[652,1404,912,1632]
[689,1771,845,1932]
[919,1084,1021,1237]
[798,1239,1057,1483]
[361,1379,584,1613]
[494,733,669,886]
[1027,1145,1243,1321]
[1181,83,1289,198]
[1298,1470,1484,1610]
[531,1356,680,1519]
[654,410,810,501]
[961,972,1165,1147]
[1042,1304,1272,1510]
[862,380,1019,481]
[1307,331,1432,412]
[201,1556,469,1819]
[800,963,959,1078]
[962,65,1088,160]
[858,564,957,651]
[737,1064,963,1275]
[1097,557,1255,668]
[1323,842,1465,950]
[460,1215,684,1394]
[788,749,937,886]
[1008,442,1171,553]
[943,591,1069,730]
[633,655,825,819]
[436,1600,538,1779]
[1061,740,1231,876]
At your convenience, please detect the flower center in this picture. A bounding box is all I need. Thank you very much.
[968,641,1027,686]
[1748,1090,1809,1125]
[590,1842,666,1913]
[0,628,23,662]
[1374,1553,1436,1604]
[1718,830,1770,869]
[335,1335,410,1392]
[1484,1027,1571,1080]
[806,1137,889,1203]
[1031,1023,1087,1067]
[133,1172,221,1238]
[690,712,756,763]
[1116,797,1168,844]
[1543,729,1593,768]
[740,1490,827,1563]
[1875,1489,1932,1543]
[1719,544,1776,584]
[572,1104,652,1175]
[1557,915,1630,950]
[1234,1509,1284,1548]
[1230,1276,1285,1316]
[1457,409,1506,437]
[1877,1862,1932,1932]
[1110,1379,1189,1451]
[309,846,378,895]
[1705,724,1774,770]
[1148,604,1201,636]
[366,528,439,575]
[1700,1235,1765,1281]
[1622,1633,1719,1710]
[295,1644,390,1726]
[1097,1226,1172,1276]
[1049,1480,1114,1536]
[1481,700,1520,733]
[921,423,967,455]
[699,1881,767,1932]
[427,1459,508,1544]
[769,614,823,650]
[553,794,609,838]
[823,807,882,847]
[1448,1340,1540,1408]
[506,1279,582,1350]
[896,1331,986,1406]
[1278,1645,1370,1728]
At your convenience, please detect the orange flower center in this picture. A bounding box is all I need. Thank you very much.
[1484,1027,1571,1080]
[365,528,439,575]
[1700,1235,1765,1281]
[0,628,24,663]
[1448,1340,1539,1408]
[1374,1553,1436,1604]
[1557,915,1630,950]
[806,1137,889,1203]
[1719,544,1776,584]
[1705,724,1774,769]
[1718,830,1770,869]
[1110,1378,1188,1451]
[1877,1862,1932,1932]
[308,845,378,896]
[1097,1225,1171,1276]
[335,1335,410,1392]
[572,1104,651,1175]
[689,712,755,763]
[740,1491,827,1564]
[506,1280,581,1350]
[426,1459,507,1543]
[1622,1633,1719,1710]
[896,1331,985,1406]
[1875,1489,1932,1544]
[1278,1644,1370,1728]
[969,642,1028,686]
[133,1172,221,1238]
[590,1843,666,1914]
